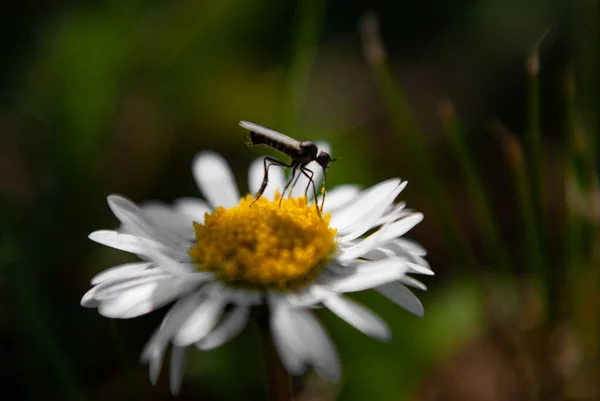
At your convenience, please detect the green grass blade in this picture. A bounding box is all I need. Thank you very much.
[439,103,511,276]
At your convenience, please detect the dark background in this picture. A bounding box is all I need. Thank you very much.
[1,1,598,400]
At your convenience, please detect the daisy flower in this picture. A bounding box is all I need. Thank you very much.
[81,147,432,395]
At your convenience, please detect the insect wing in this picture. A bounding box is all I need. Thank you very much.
[239,121,302,151]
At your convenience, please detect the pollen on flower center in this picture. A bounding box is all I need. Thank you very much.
[189,194,337,290]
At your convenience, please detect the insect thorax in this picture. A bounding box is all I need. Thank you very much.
[297,142,318,162]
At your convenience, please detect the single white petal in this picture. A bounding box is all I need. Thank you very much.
[174,289,227,346]
[197,305,250,350]
[91,262,153,285]
[248,157,286,200]
[169,345,188,396]
[147,342,167,385]
[268,295,307,375]
[318,184,361,213]
[324,295,391,341]
[174,198,212,224]
[328,258,410,293]
[192,152,240,208]
[98,282,159,318]
[140,202,195,241]
[399,275,427,291]
[89,230,168,257]
[406,262,435,276]
[330,178,401,232]
[394,238,428,256]
[339,182,407,242]
[376,282,425,317]
[81,287,99,307]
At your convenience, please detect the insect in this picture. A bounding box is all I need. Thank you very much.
[239,121,336,214]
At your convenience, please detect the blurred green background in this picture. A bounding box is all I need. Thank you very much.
[1,0,598,400]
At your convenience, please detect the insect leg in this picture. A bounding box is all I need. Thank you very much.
[299,165,317,200]
[289,169,303,196]
[251,157,292,207]
[279,163,299,207]
[300,165,320,216]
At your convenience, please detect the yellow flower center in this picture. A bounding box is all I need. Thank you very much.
[189,194,337,291]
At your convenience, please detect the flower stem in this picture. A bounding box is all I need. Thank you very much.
[257,309,293,401]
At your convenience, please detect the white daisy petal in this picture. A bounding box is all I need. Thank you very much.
[376,213,424,243]
[140,202,195,240]
[98,282,159,318]
[376,282,425,317]
[99,278,202,319]
[174,198,212,224]
[169,345,188,396]
[81,287,99,307]
[193,151,240,208]
[93,271,167,300]
[269,295,308,375]
[147,343,167,386]
[394,238,428,256]
[339,182,407,242]
[330,178,401,232]
[140,245,199,276]
[141,292,205,363]
[174,288,228,346]
[328,258,410,293]
[324,295,391,341]
[292,307,340,381]
[336,213,399,262]
[197,305,250,350]
[268,297,340,381]
[88,230,168,257]
[248,157,286,201]
[373,202,406,226]
[407,262,435,276]
[362,243,432,274]
[107,195,158,238]
[318,184,361,213]
[399,275,427,291]
[91,262,153,285]
[410,254,431,269]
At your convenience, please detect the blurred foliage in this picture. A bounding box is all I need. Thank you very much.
[1,0,598,400]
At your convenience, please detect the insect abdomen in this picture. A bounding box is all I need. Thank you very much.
[248,131,292,153]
